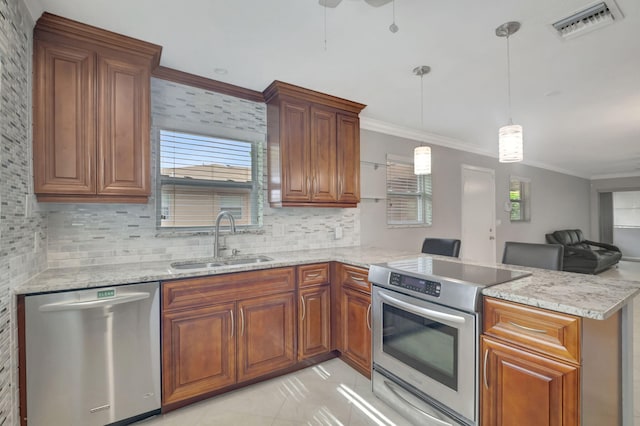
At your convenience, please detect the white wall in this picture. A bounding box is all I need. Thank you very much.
[359,129,592,260]
[590,177,640,241]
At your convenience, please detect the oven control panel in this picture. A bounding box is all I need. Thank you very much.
[389,272,441,297]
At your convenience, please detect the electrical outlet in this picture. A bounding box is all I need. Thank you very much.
[334,226,343,240]
[34,231,40,253]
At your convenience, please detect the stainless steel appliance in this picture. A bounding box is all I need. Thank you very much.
[368,257,529,426]
[25,282,161,426]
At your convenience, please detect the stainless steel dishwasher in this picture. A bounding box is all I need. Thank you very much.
[25,281,161,426]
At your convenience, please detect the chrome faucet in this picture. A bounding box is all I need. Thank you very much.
[214,211,236,258]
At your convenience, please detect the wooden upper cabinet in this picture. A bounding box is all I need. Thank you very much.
[336,114,360,203]
[310,106,337,203]
[263,81,365,208]
[96,53,150,196]
[33,13,161,203]
[33,40,96,195]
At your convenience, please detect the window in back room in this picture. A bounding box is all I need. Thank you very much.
[386,154,432,226]
[158,129,260,228]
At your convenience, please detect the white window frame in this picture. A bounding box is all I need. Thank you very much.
[157,126,263,229]
[386,154,433,227]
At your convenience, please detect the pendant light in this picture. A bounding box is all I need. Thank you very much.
[389,0,399,33]
[496,21,523,163]
[413,65,431,175]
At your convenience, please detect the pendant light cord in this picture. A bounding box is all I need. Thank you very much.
[420,73,424,128]
[506,35,512,125]
[324,5,327,51]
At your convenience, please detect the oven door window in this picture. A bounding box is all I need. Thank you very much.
[382,303,458,390]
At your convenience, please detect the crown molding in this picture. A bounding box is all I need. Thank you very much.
[359,116,592,179]
[590,171,640,180]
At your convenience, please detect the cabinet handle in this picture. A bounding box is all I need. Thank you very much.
[300,295,306,321]
[349,274,366,283]
[383,380,453,426]
[306,177,311,194]
[312,176,317,195]
[240,308,245,337]
[483,348,489,390]
[230,310,234,338]
[306,273,321,279]
[508,321,547,334]
[366,303,372,331]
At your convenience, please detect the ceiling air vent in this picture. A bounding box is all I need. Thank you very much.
[551,1,624,39]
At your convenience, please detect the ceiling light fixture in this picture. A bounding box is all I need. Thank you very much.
[389,0,399,33]
[496,21,523,163]
[413,65,431,175]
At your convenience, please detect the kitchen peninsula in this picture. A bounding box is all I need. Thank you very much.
[16,248,640,426]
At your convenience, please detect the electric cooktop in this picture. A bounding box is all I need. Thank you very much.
[382,257,530,287]
[368,257,531,313]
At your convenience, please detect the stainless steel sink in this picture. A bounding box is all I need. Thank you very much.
[170,255,273,270]
[220,255,273,265]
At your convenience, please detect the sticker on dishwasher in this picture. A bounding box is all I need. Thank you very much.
[97,289,116,299]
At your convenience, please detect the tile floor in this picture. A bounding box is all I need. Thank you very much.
[137,357,411,426]
[138,261,640,426]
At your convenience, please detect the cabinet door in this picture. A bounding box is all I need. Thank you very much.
[341,287,371,377]
[162,302,236,405]
[299,285,331,360]
[310,106,337,203]
[237,292,296,382]
[336,114,360,203]
[280,100,311,202]
[481,336,579,426]
[96,53,150,196]
[33,40,96,196]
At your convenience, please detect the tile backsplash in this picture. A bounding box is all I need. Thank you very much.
[44,78,360,268]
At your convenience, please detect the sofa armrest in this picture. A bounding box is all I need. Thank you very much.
[564,246,598,260]
[584,240,621,252]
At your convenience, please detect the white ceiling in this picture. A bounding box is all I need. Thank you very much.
[24,0,640,179]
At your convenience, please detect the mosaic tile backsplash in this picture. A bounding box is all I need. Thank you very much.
[0,1,46,424]
[44,78,361,268]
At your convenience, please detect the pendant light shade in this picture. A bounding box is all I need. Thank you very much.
[496,21,523,163]
[414,146,431,175]
[498,124,523,162]
[413,65,432,175]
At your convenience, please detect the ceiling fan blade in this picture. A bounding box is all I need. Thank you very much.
[319,0,343,7]
[364,0,392,6]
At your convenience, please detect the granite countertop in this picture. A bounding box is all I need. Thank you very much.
[483,265,640,320]
[16,247,640,320]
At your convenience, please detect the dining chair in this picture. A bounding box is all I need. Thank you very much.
[502,241,564,270]
[421,238,461,258]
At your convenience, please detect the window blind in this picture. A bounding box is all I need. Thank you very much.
[159,130,258,228]
[386,154,432,226]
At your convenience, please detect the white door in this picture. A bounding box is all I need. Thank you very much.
[461,165,496,264]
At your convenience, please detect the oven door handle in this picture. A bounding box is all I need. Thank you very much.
[383,380,455,426]
[379,292,466,324]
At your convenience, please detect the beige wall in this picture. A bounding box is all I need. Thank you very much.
[359,129,592,260]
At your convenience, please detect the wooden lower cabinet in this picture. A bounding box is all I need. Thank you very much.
[298,284,331,360]
[480,336,579,426]
[161,268,297,408]
[340,286,371,377]
[237,292,296,382]
[162,302,236,405]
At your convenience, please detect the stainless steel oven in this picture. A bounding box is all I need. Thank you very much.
[369,257,529,426]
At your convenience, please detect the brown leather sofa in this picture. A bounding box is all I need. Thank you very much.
[545,229,622,274]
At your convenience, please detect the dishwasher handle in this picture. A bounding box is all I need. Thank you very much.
[38,292,151,312]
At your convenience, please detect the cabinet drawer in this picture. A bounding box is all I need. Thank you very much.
[163,267,295,312]
[340,264,370,293]
[298,263,330,287]
[483,297,581,364]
